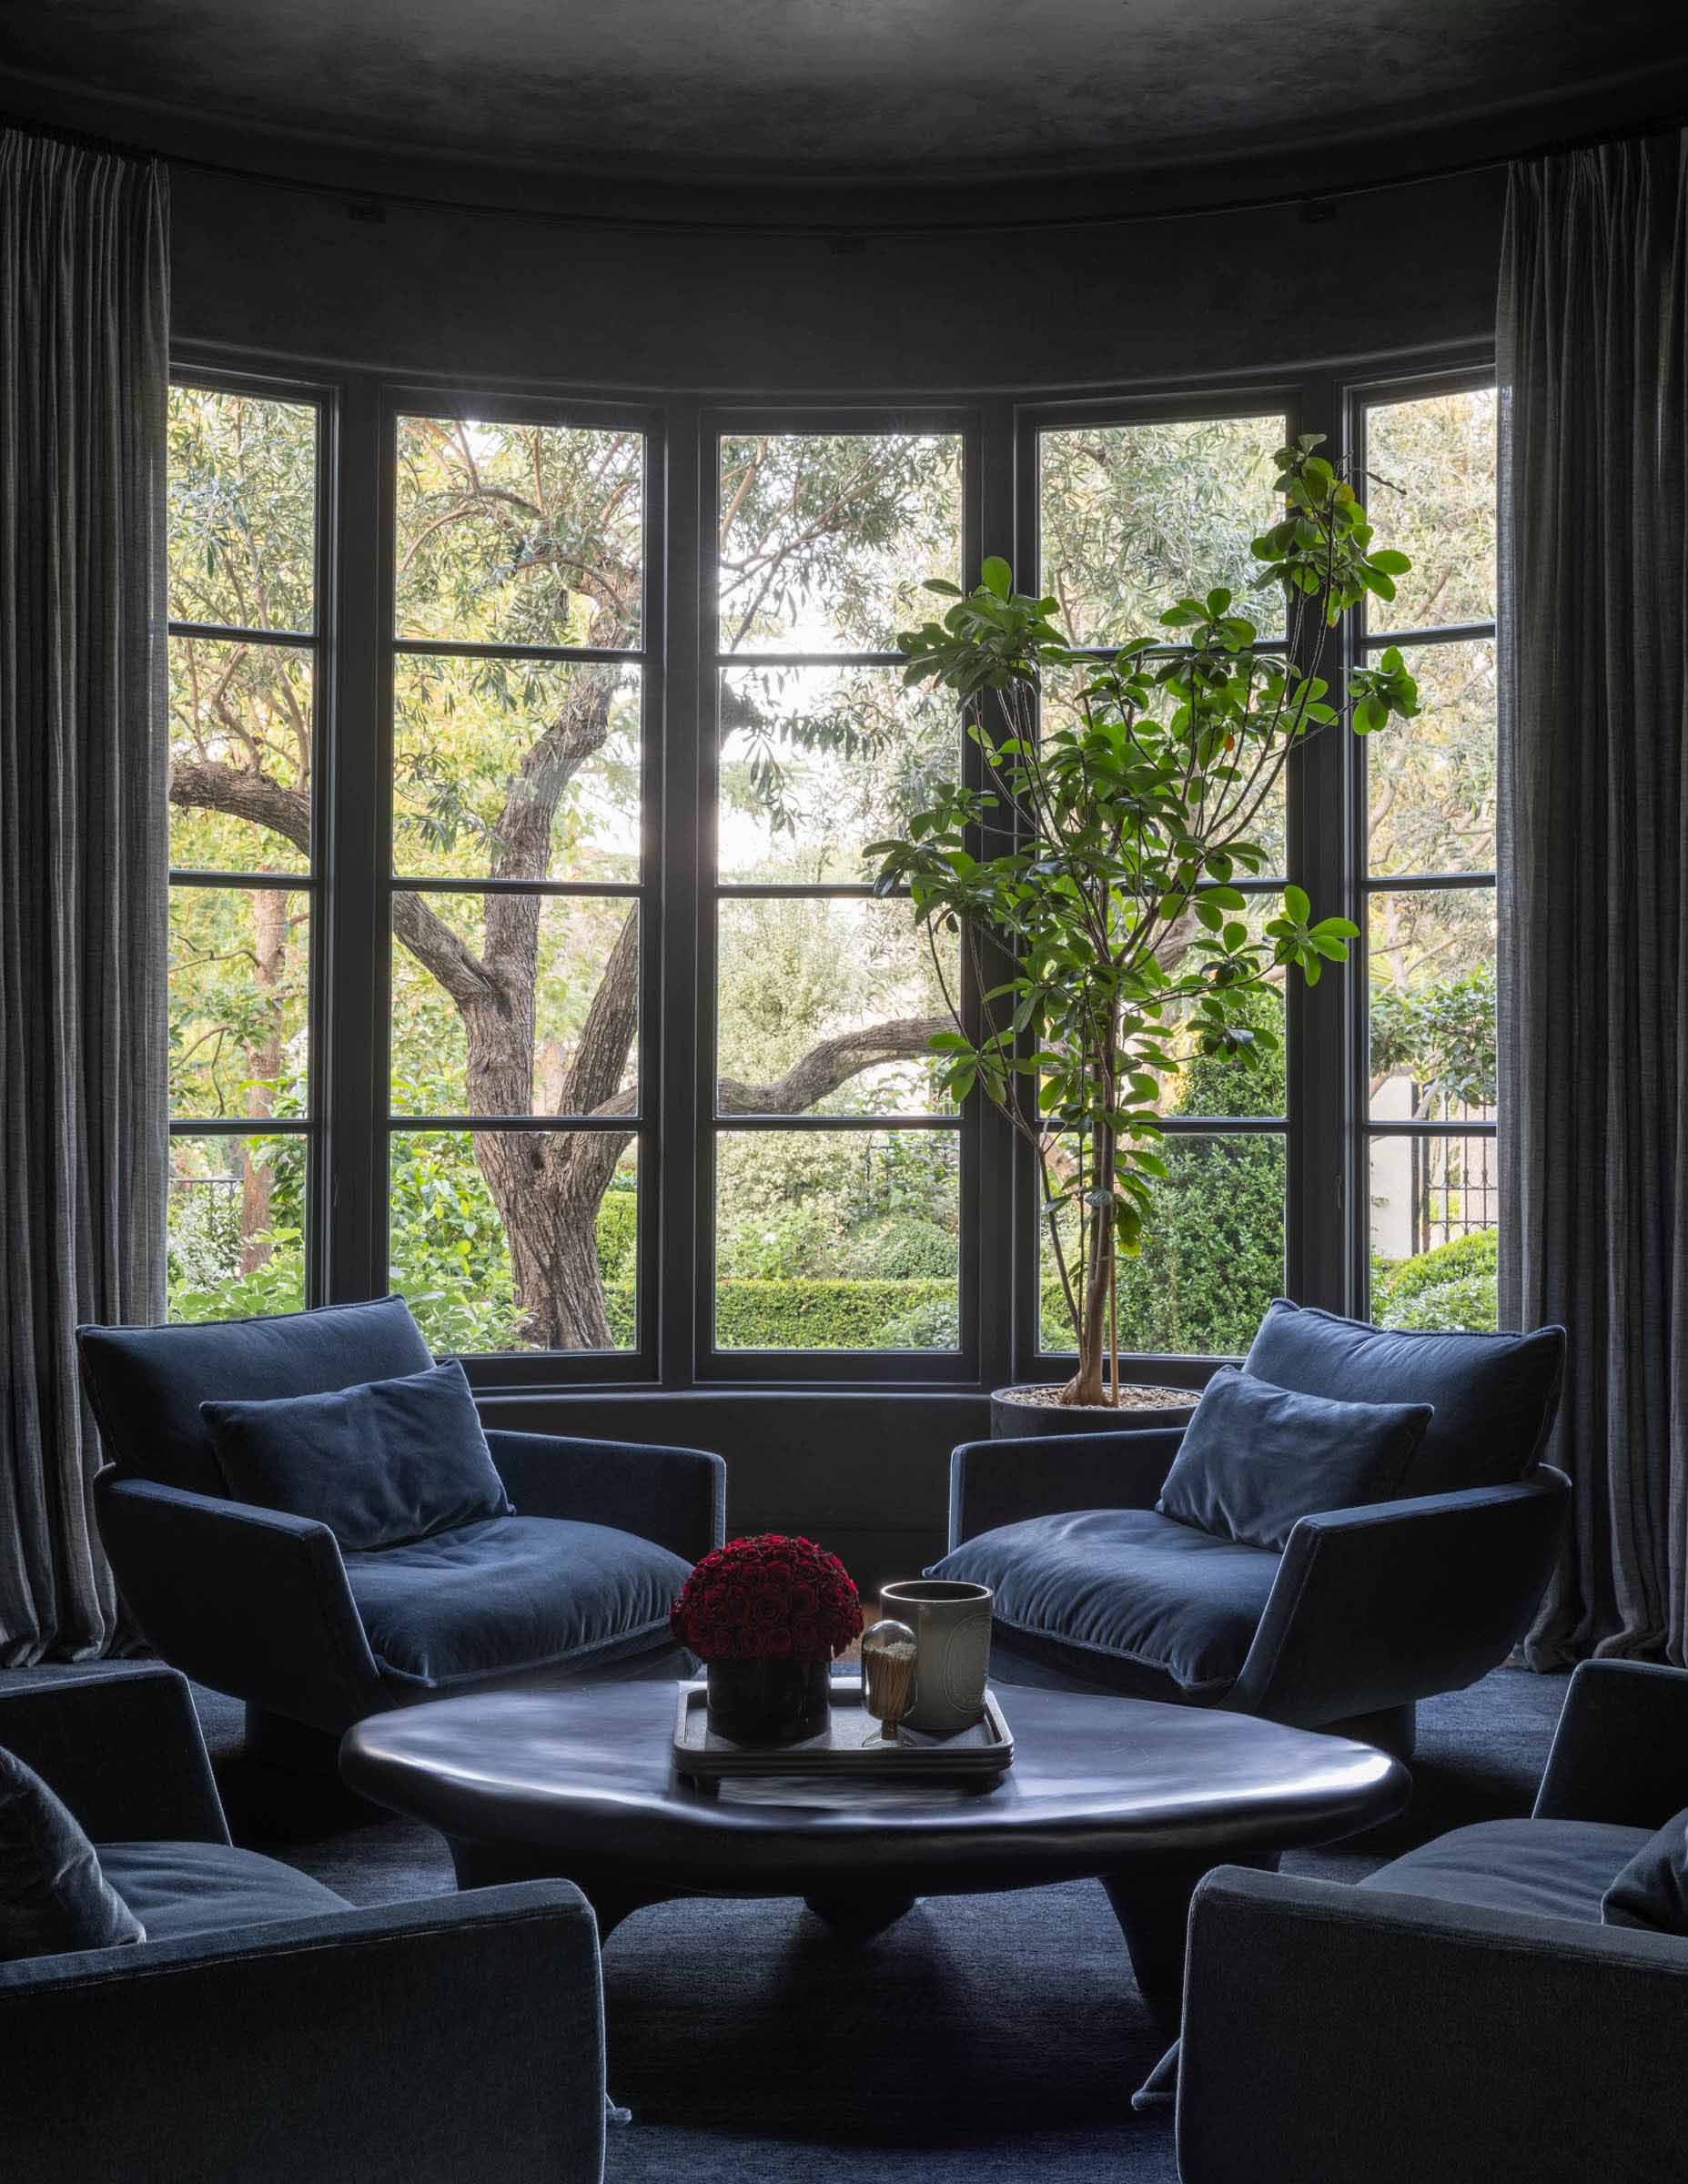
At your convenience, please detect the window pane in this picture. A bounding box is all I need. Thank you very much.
[394,417,643,649]
[168,386,316,632]
[1369,1135,1498,1330]
[169,886,309,1120]
[1038,414,1287,650]
[169,637,312,874]
[168,1134,308,1322]
[1369,887,1496,1124]
[393,657,640,882]
[390,894,638,1117]
[719,664,959,883]
[1038,1132,1285,1357]
[717,897,955,1117]
[1364,388,1496,632]
[717,432,962,655]
[714,1127,959,1350]
[1365,639,1496,877]
[389,1130,638,1354]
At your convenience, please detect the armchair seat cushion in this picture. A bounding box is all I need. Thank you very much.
[344,1514,692,1688]
[96,1840,350,1944]
[1359,1818,1653,1926]
[930,1508,1279,1696]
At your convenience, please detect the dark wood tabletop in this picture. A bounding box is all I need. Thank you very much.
[342,1677,1407,2029]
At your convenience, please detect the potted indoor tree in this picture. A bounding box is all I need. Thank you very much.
[869,434,1420,1431]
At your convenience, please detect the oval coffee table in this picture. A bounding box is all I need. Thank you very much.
[341,1680,1407,2035]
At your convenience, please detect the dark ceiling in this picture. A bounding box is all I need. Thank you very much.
[5,0,1687,223]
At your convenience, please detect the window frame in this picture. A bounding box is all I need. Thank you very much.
[375,383,667,1385]
[166,361,335,1316]
[697,403,986,1386]
[1012,386,1304,1388]
[1343,359,1500,1318]
[164,345,1500,1391]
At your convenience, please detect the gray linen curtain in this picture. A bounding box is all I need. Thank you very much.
[0,132,169,1662]
[1498,131,1688,1665]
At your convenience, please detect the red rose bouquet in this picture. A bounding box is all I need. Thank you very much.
[672,1533,863,1663]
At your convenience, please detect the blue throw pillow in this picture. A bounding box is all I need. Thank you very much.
[1602,1806,1688,1934]
[201,1357,513,1552]
[1157,1365,1433,1552]
[1,1746,145,1962]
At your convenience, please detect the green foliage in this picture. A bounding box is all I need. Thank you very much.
[1039,992,1287,1355]
[167,1134,308,1323]
[605,1279,959,1353]
[1370,962,1497,1108]
[874,435,1422,1390]
[1372,1226,1498,1332]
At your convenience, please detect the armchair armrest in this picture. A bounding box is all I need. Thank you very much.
[1178,1866,1688,2184]
[0,1881,605,2184]
[0,1665,227,1845]
[948,1427,1186,1550]
[1231,1468,1569,1727]
[94,1472,383,1734]
[1534,1659,1688,1826]
[485,1429,725,1564]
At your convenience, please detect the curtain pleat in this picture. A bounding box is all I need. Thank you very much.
[1498,132,1688,1666]
[0,131,169,1662]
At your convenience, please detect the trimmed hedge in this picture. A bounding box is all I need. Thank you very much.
[605,1278,957,1350]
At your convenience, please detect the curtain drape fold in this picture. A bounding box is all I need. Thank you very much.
[1498,130,1688,1666]
[0,130,170,1662]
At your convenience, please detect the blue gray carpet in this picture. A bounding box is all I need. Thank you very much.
[184,1665,1564,2183]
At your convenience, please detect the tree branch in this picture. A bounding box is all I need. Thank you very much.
[170,757,497,1010]
[168,763,311,857]
[717,1017,950,1115]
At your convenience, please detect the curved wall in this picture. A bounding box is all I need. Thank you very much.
[168,161,1505,393]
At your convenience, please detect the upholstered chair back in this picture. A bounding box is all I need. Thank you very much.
[76,1297,434,1498]
[1243,1299,1567,1497]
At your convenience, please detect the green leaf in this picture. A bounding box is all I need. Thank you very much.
[1284,884,1310,924]
[980,556,1013,598]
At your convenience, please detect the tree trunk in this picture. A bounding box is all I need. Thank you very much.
[239,886,288,1275]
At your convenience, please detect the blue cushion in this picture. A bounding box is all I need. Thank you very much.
[1244,1299,1566,1494]
[96,1840,350,1944]
[1157,1365,1431,1551]
[1360,1818,1650,1925]
[930,1508,1279,1696]
[1602,1806,1688,1934]
[1,1748,145,1962]
[76,1297,435,1497]
[200,1358,511,1552]
[343,1514,692,1687]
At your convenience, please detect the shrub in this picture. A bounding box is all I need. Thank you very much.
[1372,1226,1498,1332]
[604,1278,958,1352]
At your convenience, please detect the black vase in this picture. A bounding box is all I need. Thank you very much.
[705,1654,831,1745]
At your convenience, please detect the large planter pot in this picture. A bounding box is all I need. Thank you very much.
[705,1654,832,1745]
[989,1384,1198,1440]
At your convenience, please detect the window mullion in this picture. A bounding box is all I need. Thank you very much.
[324,372,388,1306]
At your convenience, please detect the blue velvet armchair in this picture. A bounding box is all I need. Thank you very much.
[1177,1661,1688,2184]
[78,1297,726,1758]
[935,1302,1570,1756]
[0,1666,606,2184]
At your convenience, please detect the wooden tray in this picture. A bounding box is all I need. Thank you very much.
[672,1679,1015,1782]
